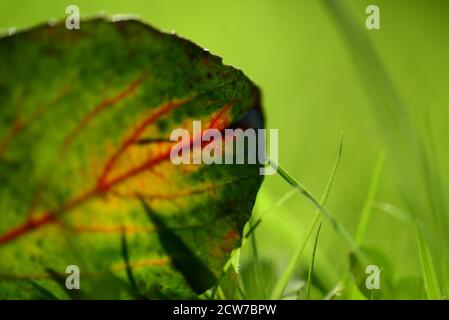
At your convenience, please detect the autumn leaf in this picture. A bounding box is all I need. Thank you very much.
[0,17,263,299]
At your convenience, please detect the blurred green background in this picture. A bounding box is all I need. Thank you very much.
[1,0,449,299]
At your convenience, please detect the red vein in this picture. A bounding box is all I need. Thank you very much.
[0,120,24,156]
[97,97,191,188]
[103,103,233,190]
[208,103,232,129]
[62,74,147,152]
[0,103,233,246]
[0,188,98,245]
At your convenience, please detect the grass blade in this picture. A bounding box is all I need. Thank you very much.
[355,150,386,245]
[304,221,323,299]
[305,135,344,299]
[415,229,441,299]
[269,137,361,299]
[321,0,448,297]
[270,213,320,299]
[270,159,358,253]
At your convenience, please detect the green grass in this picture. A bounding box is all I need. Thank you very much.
[213,0,449,300]
[270,136,344,299]
[304,134,344,299]
[322,0,448,299]
[355,150,386,245]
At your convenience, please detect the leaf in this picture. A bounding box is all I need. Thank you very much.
[0,18,263,299]
[27,280,60,300]
[44,268,89,300]
[140,196,216,294]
